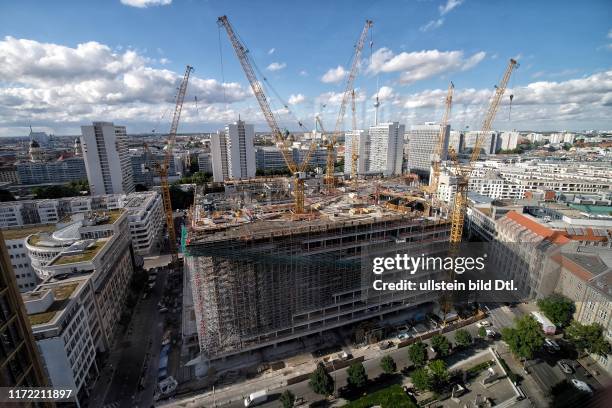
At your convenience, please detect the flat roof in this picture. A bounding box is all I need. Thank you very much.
[27,282,80,326]
[49,239,109,266]
[1,224,57,240]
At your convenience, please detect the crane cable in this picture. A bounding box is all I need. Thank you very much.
[218,25,228,109]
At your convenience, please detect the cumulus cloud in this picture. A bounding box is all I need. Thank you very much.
[318,89,366,106]
[368,47,486,84]
[0,36,249,134]
[288,93,306,105]
[266,62,286,71]
[321,66,347,83]
[373,86,396,102]
[120,0,172,8]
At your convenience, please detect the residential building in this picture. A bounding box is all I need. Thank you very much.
[198,152,213,174]
[343,130,368,175]
[497,131,519,151]
[463,131,499,155]
[130,149,177,187]
[367,122,405,176]
[0,231,49,389]
[122,192,164,254]
[211,131,229,182]
[0,165,18,184]
[211,120,256,182]
[16,156,87,185]
[81,122,135,195]
[406,123,450,179]
[254,146,329,172]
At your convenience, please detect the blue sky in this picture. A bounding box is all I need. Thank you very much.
[0,0,610,136]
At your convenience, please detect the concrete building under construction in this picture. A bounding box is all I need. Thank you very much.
[183,178,450,361]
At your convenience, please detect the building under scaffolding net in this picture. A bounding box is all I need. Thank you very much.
[183,177,451,361]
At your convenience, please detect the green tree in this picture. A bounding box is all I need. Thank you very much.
[347,362,368,390]
[565,321,611,357]
[431,334,451,356]
[279,390,295,408]
[410,367,431,391]
[309,362,334,396]
[501,315,544,360]
[169,184,194,210]
[455,330,473,348]
[478,326,487,338]
[0,189,15,202]
[380,355,397,374]
[408,341,428,367]
[537,294,575,328]
[427,359,450,390]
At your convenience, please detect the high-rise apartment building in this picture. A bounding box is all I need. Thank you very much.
[367,122,405,176]
[406,123,450,179]
[0,231,48,389]
[343,130,368,176]
[211,120,255,182]
[80,122,134,195]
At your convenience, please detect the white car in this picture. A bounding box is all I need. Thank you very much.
[570,379,592,394]
[485,329,497,338]
[544,338,560,352]
[477,321,492,328]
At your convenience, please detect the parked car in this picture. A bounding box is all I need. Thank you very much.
[477,321,492,328]
[544,338,560,353]
[485,329,497,338]
[397,331,412,341]
[570,379,592,394]
[557,360,573,374]
[159,307,168,313]
[378,341,393,350]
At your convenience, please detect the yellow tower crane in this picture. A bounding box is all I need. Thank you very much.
[324,20,373,188]
[449,59,518,247]
[350,89,359,184]
[145,65,193,272]
[218,15,318,214]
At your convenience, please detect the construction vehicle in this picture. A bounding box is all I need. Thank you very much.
[350,89,359,184]
[449,59,518,247]
[324,20,373,187]
[424,82,454,207]
[144,65,193,271]
[218,15,317,214]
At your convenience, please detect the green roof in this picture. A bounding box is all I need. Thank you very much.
[28,282,79,326]
[50,239,108,266]
[569,204,612,216]
[1,224,56,240]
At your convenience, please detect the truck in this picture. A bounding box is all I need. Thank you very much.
[531,311,556,335]
[244,390,268,407]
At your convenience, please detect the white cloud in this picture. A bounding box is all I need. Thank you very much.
[420,19,444,32]
[373,86,396,102]
[288,93,306,105]
[266,62,286,71]
[159,57,170,65]
[439,0,464,16]
[321,66,347,83]
[268,48,275,55]
[368,47,486,84]
[120,0,171,8]
[318,89,366,106]
[0,36,249,134]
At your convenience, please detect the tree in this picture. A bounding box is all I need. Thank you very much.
[428,360,450,390]
[380,355,397,374]
[501,315,544,360]
[431,334,451,356]
[410,367,431,391]
[565,321,611,357]
[478,326,487,338]
[408,341,428,367]
[347,362,368,390]
[0,189,15,202]
[455,329,473,348]
[537,294,575,328]
[309,362,334,396]
[279,390,295,408]
[169,184,194,210]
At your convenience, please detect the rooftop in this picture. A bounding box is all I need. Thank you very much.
[1,224,57,240]
[49,239,109,266]
[27,282,80,326]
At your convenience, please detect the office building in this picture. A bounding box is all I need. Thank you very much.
[0,230,49,389]
[367,122,405,176]
[80,122,135,195]
[406,123,450,179]
[211,120,256,182]
[198,152,213,174]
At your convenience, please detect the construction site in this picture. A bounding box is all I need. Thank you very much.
[183,177,451,362]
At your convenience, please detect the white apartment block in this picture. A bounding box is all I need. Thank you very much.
[0,192,163,255]
[81,122,135,195]
[406,123,449,178]
[497,131,519,151]
[367,122,405,176]
[343,129,368,176]
[211,120,256,182]
[463,131,499,155]
[1,228,50,291]
[198,152,213,174]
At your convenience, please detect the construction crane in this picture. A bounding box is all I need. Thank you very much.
[350,89,359,183]
[218,15,317,214]
[145,65,193,271]
[449,59,518,247]
[425,82,454,204]
[324,20,373,187]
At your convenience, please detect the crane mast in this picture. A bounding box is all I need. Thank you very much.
[350,89,359,183]
[427,82,454,202]
[324,20,373,187]
[449,59,518,246]
[218,15,314,213]
[161,65,192,271]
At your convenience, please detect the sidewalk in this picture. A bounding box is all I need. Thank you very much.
[578,356,612,388]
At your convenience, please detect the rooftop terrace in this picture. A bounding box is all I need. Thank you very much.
[27,282,80,326]
[1,224,56,240]
[50,239,109,266]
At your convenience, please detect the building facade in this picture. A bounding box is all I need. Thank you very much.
[367,122,405,176]
[406,123,450,179]
[211,120,256,182]
[81,122,135,195]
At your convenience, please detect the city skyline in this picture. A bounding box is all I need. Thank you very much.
[0,0,611,137]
